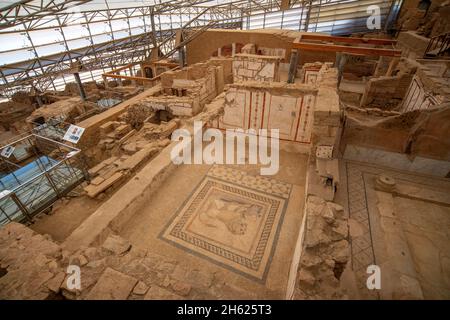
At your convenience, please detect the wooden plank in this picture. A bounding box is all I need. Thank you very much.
[293,42,402,57]
[300,34,397,45]
[102,73,155,82]
[102,65,181,83]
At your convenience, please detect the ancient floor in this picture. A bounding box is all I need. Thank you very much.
[340,160,450,299]
[30,195,103,242]
[119,151,308,299]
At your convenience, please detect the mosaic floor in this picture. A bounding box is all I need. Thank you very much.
[160,166,292,282]
[345,161,450,299]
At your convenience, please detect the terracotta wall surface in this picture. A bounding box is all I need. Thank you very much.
[186,29,336,67]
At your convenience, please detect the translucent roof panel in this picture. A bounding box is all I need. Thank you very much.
[0,0,161,11]
[76,0,161,11]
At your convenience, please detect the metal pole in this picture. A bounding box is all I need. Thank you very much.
[73,72,87,101]
[150,8,159,51]
[0,204,12,223]
[10,192,32,222]
[288,49,300,83]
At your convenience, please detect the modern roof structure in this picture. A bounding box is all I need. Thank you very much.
[0,0,403,98]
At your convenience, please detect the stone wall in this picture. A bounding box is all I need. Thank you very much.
[232,54,281,82]
[397,31,432,59]
[310,65,341,160]
[397,0,450,38]
[293,196,350,299]
[286,63,349,299]
[186,29,336,67]
[145,61,222,117]
[209,81,317,144]
[360,59,420,110]
[342,104,450,162]
[207,57,232,79]
[77,85,163,155]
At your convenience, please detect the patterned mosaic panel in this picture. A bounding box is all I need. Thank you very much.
[161,166,291,282]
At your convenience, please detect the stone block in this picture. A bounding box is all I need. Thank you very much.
[101,235,131,256]
[85,267,137,300]
[90,176,105,186]
[115,124,132,137]
[133,281,149,295]
[99,121,116,136]
[143,285,183,300]
[84,172,125,198]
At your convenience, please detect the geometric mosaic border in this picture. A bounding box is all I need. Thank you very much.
[208,165,292,199]
[159,166,292,283]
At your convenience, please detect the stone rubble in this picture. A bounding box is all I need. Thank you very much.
[0,222,256,300]
[294,196,350,300]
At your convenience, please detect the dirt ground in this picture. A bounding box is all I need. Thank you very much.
[30,192,103,242]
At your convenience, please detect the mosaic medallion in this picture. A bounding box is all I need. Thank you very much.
[160,166,291,282]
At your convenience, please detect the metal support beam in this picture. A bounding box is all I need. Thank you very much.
[35,95,43,107]
[335,53,347,88]
[150,8,159,51]
[288,49,299,83]
[73,72,87,100]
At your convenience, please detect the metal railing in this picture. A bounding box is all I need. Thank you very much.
[0,134,88,226]
[424,32,450,59]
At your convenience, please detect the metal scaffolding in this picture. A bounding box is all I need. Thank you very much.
[0,0,403,98]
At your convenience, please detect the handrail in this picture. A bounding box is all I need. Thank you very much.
[424,32,450,59]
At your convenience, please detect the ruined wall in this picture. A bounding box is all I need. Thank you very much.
[77,85,163,166]
[26,97,98,126]
[0,91,38,132]
[232,54,281,82]
[342,105,450,162]
[360,59,420,110]
[303,64,342,163]
[208,57,233,86]
[293,197,349,300]
[141,96,200,117]
[186,29,293,64]
[142,61,221,117]
[291,65,348,300]
[160,62,217,103]
[397,31,431,59]
[397,0,450,38]
[401,65,450,112]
